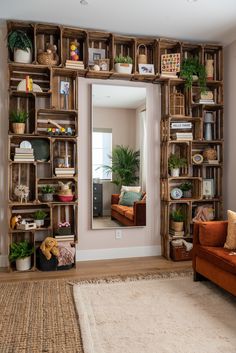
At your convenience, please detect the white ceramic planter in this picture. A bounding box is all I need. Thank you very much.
[35,219,44,228]
[171,168,180,177]
[114,63,132,74]
[14,48,32,64]
[16,256,31,271]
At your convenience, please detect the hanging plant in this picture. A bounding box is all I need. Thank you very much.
[180,57,207,93]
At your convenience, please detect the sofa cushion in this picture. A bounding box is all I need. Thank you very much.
[125,209,134,221]
[197,245,236,275]
[199,221,228,247]
[224,210,236,250]
[119,191,142,206]
[111,204,132,216]
[119,186,141,201]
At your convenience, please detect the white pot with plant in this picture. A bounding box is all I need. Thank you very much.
[10,111,29,134]
[170,209,185,232]
[34,210,47,228]
[168,153,187,177]
[9,240,34,271]
[114,54,133,74]
[41,185,55,202]
[8,29,33,64]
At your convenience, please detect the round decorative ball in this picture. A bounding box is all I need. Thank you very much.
[203,148,217,160]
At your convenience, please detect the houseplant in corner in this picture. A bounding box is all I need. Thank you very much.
[170,208,185,232]
[168,153,187,177]
[41,185,55,202]
[180,57,207,93]
[114,54,133,74]
[10,111,28,134]
[9,240,34,271]
[34,210,47,228]
[8,29,33,64]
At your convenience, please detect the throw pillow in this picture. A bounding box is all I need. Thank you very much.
[224,210,236,250]
[119,185,141,201]
[119,191,142,206]
[199,221,228,247]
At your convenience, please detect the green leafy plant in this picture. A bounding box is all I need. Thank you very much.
[179,181,192,192]
[8,30,32,52]
[9,240,34,262]
[114,54,133,64]
[10,111,29,123]
[34,210,47,220]
[41,185,55,194]
[101,145,140,188]
[171,208,185,222]
[180,57,206,93]
[168,153,187,170]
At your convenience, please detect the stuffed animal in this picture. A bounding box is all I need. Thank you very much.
[58,181,73,196]
[40,237,59,260]
[10,215,22,229]
[46,43,59,64]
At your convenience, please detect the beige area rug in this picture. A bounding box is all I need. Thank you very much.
[73,275,236,353]
[0,280,83,353]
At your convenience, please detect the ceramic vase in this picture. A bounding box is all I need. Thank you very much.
[171,168,180,177]
[16,256,31,271]
[14,48,32,64]
[206,59,214,80]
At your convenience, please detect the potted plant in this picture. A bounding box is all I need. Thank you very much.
[170,208,185,232]
[9,240,34,271]
[101,145,140,188]
[168,153,187,177]
[7,29,33,64]
[34,210,47,228]
[180,57,207,93]
[179,181,192,198]
[10,111,29,134]
[114,54,133,74]
[41,185,55,202]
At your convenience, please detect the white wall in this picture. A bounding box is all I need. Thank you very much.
[224,42,236,213]
[78,78,161,260]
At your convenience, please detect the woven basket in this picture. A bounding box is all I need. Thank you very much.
[203,148,217,160]
[137,44,147,65]
[37,52,58,65]
[170,92,185,116]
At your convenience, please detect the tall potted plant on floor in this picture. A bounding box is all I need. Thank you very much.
[9,240,34,271]
[8,29,33,64]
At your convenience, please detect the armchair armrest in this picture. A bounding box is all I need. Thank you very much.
[134,201,146,226]
[111,194,120,205]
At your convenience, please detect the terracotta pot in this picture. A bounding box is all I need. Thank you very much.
[12,123,25,134]
[171,220,184,232]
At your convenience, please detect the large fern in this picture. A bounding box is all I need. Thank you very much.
[101,145,140,188]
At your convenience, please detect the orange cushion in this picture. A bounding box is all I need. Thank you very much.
[199,221,228,247]
[125,209,134,221]
[111,204,132,216]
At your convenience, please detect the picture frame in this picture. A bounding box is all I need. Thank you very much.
[94,58,110,71]
[60,81,70,95]
[203,179,215,198]
[88,48,106,65]
[138,64,155,75]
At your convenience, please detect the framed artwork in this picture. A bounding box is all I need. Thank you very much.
[94,59,110,71]
[60,81,70,95]
[203,179,215,198]
[88,48,106,65]
[138,64,155,75]
[161,53,180,76]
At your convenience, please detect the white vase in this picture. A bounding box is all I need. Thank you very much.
[35,219,44,228]
[16,256,31,271]
[171,168,180,177]
[115,63,132,74]
[14,48,32,64]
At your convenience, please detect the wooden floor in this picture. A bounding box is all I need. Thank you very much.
[0,256,192,282]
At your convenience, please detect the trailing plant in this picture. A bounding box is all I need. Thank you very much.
[168,153,187,170]
[8,30,33,52]
[180,57,207,93]
[34,210,47,220]
[10,111,29,123]
[179,181,192,192]
[41,185,55,194]
[101,145,140,188]
[9,240,34,262]
[171,208,185,222]
[114,54,133,64]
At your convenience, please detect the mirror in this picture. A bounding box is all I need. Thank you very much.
[91,84,147,229]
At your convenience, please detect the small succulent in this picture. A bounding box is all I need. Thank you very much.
[41,185,55,194]
[114,54,133,64]
[34,210,47,220]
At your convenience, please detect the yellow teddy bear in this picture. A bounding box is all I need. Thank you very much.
[40,237,59,260]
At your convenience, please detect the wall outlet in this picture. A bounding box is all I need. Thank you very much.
[115,229,122,239]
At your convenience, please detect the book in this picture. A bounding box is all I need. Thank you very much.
[171,122,192,129]
[198,100,215,104]
[66,60,84,64]
[204,160,219,164]
[170,230,184,236]
[15,148,34,154]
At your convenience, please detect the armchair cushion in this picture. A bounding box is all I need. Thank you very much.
[199,221,228,247]
[119,191,142,206]
[197,246,236,275]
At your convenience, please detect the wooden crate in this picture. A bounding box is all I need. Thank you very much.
[36,109,78,136]
[203,44,223,81]
[52,204,77,239]
[170,243,192,261]
[35,24,61,65]
[9,92,36,134]
[158,39,181,76]
[9,163,36,203]
[51,68,78,110]
[62,27,87,66]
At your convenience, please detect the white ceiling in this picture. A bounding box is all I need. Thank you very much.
[92,84,146,108]
[1,0,236,45]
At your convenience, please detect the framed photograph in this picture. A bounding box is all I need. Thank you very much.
[95,58,110,71]
[88,48,106,65]
[203,179,215,198]
[138,64,155,75]
[60,81,70,95]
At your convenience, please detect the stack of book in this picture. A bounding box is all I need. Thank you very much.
[14,147,34,162]
[55,167,75,177]
[172,132,193,141]
[204,159,219,165]
[198,98,215,104]
[170,229,185,239]
[65,60,85,70]
[54,234,75,242]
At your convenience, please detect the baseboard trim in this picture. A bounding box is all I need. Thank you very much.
[76,245,161,261]
[0,255,8,268]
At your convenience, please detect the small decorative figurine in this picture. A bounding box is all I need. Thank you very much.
[14,184,29,203]
[70,40,80,61]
